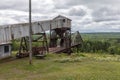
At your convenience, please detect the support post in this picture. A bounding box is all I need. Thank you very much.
[29,0,32,65]
[49,24,52,47]
[69,28,72,54]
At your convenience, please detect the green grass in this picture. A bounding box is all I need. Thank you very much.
[0,53,120,80]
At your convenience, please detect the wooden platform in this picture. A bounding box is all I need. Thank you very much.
[49,44,80,53]
[49,47,66,53]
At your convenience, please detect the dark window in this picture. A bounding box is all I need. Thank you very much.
[4,45,9,53]
[63,19,66,23]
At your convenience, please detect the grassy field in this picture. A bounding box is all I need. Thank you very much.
[0,53,120,80]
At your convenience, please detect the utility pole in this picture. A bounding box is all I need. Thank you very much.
[29,0,32,65]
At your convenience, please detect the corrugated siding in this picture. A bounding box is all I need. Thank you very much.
[4,27,11,42]
[0,18,71,43]
[41,20,51,31]
[32,22,40,34]
[0,26,11,43]
[0,28,4,42]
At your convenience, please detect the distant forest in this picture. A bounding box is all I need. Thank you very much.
[78,32,120,55]
[81,32,120,40]
[12,32,120,55]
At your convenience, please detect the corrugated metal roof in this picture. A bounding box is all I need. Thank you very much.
[53,15,72,21]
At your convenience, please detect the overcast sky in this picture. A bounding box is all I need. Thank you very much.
[0,0,120,32]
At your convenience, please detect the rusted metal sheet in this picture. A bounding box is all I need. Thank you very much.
[0,16,71,44]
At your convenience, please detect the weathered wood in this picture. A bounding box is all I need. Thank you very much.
[0,16,71,44]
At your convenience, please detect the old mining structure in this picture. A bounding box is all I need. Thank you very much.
[0,15,83,59]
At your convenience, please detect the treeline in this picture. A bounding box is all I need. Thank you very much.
[12,38,120,55]
[78,40,120,55]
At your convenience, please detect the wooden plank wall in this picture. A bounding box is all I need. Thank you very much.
[0,18,71,43]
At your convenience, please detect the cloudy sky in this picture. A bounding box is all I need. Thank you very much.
[0,0,120,32]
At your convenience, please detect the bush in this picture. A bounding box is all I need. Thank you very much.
[12,41,20,51]
[108,46,116,55]
[79,40,110,53]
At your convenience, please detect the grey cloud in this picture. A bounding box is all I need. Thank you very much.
[92,6,120,21]
[54,0,120,9]
[0,0,120,32]
[93,17,120,22]
[69,7,86,16]
[94,8,120,16]
[0,0,28,11]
